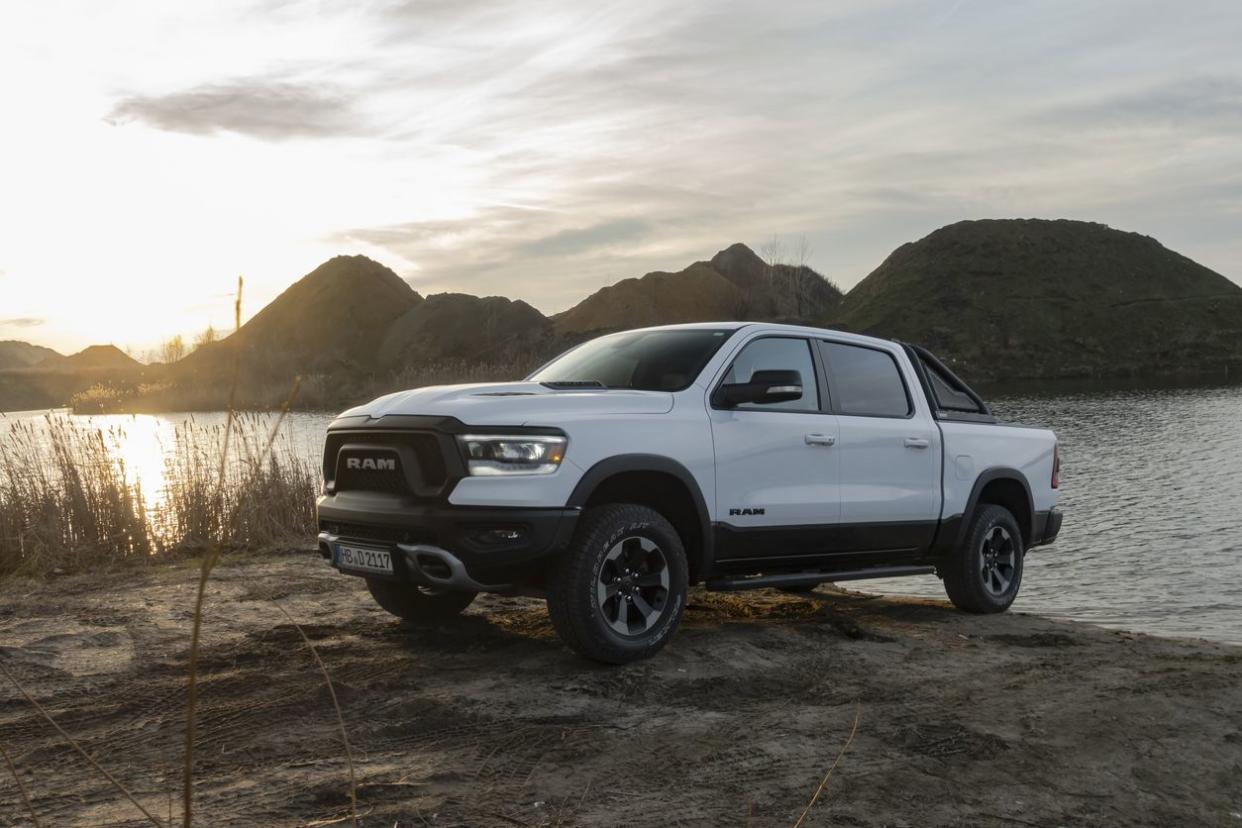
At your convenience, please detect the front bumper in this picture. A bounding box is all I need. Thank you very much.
[1031,509,1063,547]
[316,492,580,590]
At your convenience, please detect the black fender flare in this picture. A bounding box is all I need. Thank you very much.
[951,467,1035,550]
[567,454,714,577]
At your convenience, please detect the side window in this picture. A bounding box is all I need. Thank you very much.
[820,342,911,417]
[920,357,983,413]
[721,337,819,412]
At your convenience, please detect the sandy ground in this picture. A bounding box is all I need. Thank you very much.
[1,551,1240,828]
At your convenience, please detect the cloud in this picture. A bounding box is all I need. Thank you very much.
[518,219,655,257]
[108,79,361,140]
[1038,77,1242,132]
[0,317,46,328]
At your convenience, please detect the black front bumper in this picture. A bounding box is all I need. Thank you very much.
[316,491,579,588]
[1031,509,1063,547]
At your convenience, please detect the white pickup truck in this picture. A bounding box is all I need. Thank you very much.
[317,323,1062,663]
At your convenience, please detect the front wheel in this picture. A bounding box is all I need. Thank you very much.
[941,504,1024,613]
[365,579,477,623]
[546,503,688,664]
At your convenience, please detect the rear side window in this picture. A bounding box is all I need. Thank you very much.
[922,358,984,413]
[820,342,911,417]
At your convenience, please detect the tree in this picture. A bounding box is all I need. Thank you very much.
[759,234,815,318]
[159,334,186,364]
[193,325,218,351]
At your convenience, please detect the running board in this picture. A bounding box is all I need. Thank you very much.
[706,565,936,592]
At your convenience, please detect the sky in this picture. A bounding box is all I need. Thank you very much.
[1,0,1240,355]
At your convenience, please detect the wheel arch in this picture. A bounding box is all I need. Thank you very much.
[567,455,713,583]
[956,468,1035,548]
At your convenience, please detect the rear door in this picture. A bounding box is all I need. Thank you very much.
[708,335,841,564]
[817,339,940,554]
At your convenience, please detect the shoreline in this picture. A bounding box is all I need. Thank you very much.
[2,552,1239,826]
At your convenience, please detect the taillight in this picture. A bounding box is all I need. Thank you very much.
[1051,443,1060,489]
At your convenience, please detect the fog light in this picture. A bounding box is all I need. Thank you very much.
[469,527,527,547]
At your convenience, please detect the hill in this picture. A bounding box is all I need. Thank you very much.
[556,245,841,335]
[831,219,1242,381]
[60,344,141,372]
[0,340,62,370]
[555,262,747,334]
[177,255,421,382]
[379,293,550,367]
[710,243,844,320]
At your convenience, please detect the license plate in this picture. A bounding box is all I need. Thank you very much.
[335,543,393,575]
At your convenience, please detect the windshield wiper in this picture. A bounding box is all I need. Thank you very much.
[541,380,607,390]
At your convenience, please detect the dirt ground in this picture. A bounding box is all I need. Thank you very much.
[1,551,1240,828]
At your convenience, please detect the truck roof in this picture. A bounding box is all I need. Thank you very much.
[618,321,896,349]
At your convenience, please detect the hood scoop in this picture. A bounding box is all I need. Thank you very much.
[540,380,606,390]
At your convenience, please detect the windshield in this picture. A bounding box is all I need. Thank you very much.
[529,328,736,391]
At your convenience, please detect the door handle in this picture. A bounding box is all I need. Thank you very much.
[805,433,836,447]
[904,437,930,449]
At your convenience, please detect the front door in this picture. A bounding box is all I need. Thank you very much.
[708,335,841,565]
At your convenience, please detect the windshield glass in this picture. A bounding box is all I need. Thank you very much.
[529,328,736,391]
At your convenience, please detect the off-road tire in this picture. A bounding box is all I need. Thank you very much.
[942,504,1024,613]
[546,503,688,664]
[365,579,477,622]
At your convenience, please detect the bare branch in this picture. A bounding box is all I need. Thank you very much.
[791,703,861,828]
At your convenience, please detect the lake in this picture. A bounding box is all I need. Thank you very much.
[6,381,1241,644]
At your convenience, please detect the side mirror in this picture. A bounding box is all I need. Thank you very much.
[714,369,803,407]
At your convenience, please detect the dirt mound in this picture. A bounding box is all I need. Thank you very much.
[556,245,842,335]
[178,255,421,380]
[555,262,748,334]
[379,292,549,367]
[60,344,140,372]
[0,340,63,371]
[831,218,1242,382]
[711,243,843,320]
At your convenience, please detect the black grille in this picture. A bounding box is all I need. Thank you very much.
[324,430,451,497]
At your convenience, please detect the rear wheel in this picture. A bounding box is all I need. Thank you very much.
[365,579,476,622]
[546,503,688,664]
[942,504,1024,613]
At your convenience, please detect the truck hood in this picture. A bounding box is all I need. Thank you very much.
[339,382,675,424]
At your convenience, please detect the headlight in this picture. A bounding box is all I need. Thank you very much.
[457,434,567,476]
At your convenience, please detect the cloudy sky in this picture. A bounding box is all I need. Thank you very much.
[2,0,1240,354]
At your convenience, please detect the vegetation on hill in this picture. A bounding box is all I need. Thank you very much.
[830,219,1242,382]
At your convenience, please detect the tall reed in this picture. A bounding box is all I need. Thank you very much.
[0,413,318,579]
[0,417,154,577]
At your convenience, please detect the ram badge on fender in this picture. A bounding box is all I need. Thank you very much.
[316,323,1062,664]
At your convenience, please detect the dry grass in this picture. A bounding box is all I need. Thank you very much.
[0,416,155,576]
[0,414,318,579]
